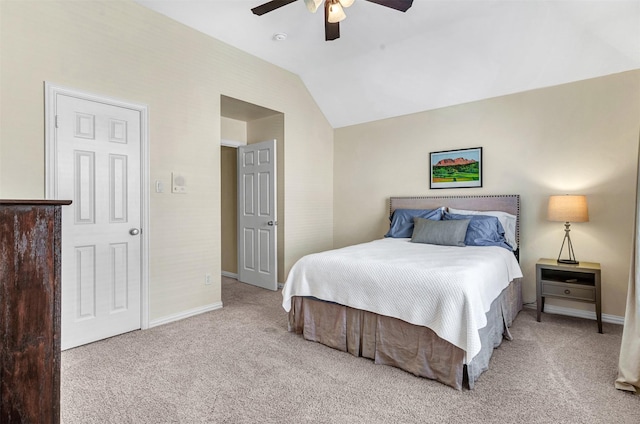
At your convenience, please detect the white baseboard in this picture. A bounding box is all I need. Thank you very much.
[524,303,624,325]
[149,302,223,328]
[221,271,238,279]
[222,271,283,290]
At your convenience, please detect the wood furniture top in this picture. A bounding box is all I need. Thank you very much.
[536,257,601,270]
[0,199,72,205]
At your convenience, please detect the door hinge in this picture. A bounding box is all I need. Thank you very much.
[55,115,59,128]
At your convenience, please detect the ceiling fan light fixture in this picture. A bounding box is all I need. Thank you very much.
[252,0,414,41]
[304,0,323,13]
[327,2,346,23]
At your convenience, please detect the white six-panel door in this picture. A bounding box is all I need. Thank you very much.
[238,140,277,291]
[55,94,142,350]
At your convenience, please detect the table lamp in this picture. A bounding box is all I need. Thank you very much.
[547,194,589,264]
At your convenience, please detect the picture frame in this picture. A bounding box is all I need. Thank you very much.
[430,147,482,189]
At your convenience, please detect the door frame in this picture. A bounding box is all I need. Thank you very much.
[220,138,279,288]
[44,82,151,330]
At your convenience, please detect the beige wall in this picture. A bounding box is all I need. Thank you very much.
[221,117,247,144]
[5,0,631,325]
[0,1,333,321]
[334,70,640,318]
[220,146,238,275]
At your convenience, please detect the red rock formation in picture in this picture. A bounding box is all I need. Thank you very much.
[434,157,477,166]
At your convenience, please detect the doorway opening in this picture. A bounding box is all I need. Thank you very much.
[220,95,284,289]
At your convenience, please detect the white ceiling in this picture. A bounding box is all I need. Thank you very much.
[135,0,640,128]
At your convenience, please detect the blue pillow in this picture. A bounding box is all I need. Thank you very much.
[385,208,443,238]
[443,212,512,250]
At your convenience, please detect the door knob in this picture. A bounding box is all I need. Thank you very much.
[267,221,278,226]
[129,228,141,236]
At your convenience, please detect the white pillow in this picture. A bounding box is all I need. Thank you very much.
[448,207,518,251]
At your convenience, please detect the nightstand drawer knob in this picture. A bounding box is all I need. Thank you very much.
[564,289,571,295]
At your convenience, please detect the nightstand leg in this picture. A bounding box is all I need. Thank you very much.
[596,302,602,334]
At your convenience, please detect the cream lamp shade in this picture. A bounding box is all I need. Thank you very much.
[547,195,589,223]
[547,194,589,264]
[305,0,355,13]
[327,2,347,23]
[304,0,323,13]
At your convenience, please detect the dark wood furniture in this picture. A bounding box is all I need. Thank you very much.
[536,258,602,333]
[1,199,71,424]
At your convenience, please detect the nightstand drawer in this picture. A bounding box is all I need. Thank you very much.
[541,281,596,302]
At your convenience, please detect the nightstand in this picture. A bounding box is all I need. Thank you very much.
[536,258,602,333]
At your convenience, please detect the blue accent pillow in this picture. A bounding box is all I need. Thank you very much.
[385,208,443,238]
[443,212,512,250]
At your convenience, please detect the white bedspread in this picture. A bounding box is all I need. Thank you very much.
[282,238,523,361]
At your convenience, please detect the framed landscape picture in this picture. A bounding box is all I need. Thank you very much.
[430,147,482,189]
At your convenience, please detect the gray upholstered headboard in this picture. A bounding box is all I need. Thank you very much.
[389,194,520,252]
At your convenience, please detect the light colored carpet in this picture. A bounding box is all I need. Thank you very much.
[61,276,639,423]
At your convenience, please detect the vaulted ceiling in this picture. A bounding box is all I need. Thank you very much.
[135,0,640,128]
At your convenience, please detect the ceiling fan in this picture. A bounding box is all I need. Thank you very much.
[251,0,414,41]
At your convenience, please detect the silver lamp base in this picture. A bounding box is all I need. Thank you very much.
[557,222,579,265]
[557,258,579,265]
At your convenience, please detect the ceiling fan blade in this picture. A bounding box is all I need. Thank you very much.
[324,2,340,41]
[251,0,297,16]
[364,0,413,12]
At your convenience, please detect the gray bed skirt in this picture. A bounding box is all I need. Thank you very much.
[288,278,523,390]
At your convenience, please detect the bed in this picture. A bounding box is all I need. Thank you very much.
[282,195,523,390]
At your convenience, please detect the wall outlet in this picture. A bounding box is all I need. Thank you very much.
[205,273,212,285]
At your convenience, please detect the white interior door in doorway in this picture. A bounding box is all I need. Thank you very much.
[46,86,148,350]
[237,140,277,291]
